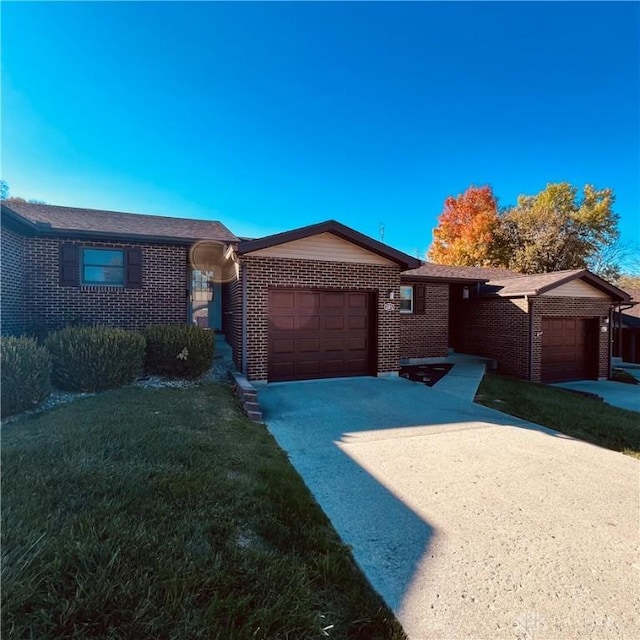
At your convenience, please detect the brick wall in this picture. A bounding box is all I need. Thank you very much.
[23,236,188,332]
[531,296,612,381]
[222,274,243,371]
[399,281,449,359]
[242,255,402,381]
[454,294,613,381]
[454,297,531,378]
[1,226,26,335]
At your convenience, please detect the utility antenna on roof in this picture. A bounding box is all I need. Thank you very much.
[379,223,385,243]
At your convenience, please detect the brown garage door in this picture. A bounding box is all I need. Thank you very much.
[268,289,374,382]
[541,317,597,382]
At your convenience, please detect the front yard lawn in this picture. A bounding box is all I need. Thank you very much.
[475,373,640,458]
[1,383,404,639]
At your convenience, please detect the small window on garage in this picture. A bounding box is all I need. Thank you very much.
[82,248,125,286]
[400,285,413,313]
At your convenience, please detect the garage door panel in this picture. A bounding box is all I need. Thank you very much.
[268,288,374,382]
[323,293,345,307]
[271,291,296,309]
[271,316,295,331]
[271,362,295,379]
[321,360,346,374]
[324,338,344,352]
[272,339,294,354]
[298,338,320,353]
[348,316,367,330]
[348,293,368,308]
[297,360,321,376]
[347,337,367,351]
[297,292,320,307]
[324,316,345,330]
[294,315,320,331]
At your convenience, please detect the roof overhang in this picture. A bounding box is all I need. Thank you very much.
[237,219,421,270]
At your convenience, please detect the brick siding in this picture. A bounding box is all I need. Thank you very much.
[454,295,613,380]
[531,296,612,381]
[22,236,188,333]
[453,297,532,378]
[1,226,26,335]
[242,255,401,381]
[399,281,449,359]
[222,275,243,371]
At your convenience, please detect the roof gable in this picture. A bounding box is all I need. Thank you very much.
[244,231,396,265]
[237,220,420,270]
[482,269,631,301]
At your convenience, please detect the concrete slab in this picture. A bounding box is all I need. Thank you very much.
[430,357,487,402]
[258,377,640,640]
[552,379,640,413]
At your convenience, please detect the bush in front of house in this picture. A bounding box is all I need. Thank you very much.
[1,336,52,418]
[144,324,215,379]
[45,327,146,392]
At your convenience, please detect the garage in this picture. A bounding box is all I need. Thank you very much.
[541,317,597,382]
[268,288,375,382]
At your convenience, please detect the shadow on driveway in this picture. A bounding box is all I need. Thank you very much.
[257,376,640,639]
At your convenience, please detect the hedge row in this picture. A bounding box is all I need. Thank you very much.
[1,325,215,418]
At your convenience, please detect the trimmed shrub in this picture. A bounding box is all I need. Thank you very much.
[45,327,146,392]
[1,337,52,418]
[144,325,215,379]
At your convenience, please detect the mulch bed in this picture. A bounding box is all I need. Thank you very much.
[399,363,453,387]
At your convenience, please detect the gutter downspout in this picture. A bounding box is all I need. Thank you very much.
[528,296,534,381]
[241,262,248,376]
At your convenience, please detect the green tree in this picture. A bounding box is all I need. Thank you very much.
[495,183,620,275]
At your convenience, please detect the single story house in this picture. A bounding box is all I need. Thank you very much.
[1,201,633,383]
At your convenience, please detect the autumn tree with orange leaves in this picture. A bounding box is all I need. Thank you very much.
[427,185,500,266]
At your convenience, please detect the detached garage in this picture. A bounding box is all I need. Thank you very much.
[235,220,420,382]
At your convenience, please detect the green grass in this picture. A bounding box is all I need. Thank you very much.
[475,373,640,458]
[1,383,405,640]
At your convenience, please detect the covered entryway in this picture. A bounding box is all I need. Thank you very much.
[541,317,597,382]
[268,288,375,382]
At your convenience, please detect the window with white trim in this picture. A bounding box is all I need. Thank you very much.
[399,285,413,313]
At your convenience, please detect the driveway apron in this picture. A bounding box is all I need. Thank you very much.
[257,376,640,640]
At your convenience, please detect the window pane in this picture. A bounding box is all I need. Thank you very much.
[83,266,124,285]
[83,249,124,266]
[399,286,413,313]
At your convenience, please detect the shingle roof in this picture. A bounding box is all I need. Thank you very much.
[1,201,239,243]
[621,288,640,319]
[401,262,517,282]
[482,269,630,301]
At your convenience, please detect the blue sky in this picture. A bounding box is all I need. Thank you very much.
[2,1,638,259]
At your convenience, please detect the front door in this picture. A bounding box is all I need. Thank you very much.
[190,269,222,330]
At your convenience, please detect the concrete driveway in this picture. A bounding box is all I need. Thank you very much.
[257,376,639,639]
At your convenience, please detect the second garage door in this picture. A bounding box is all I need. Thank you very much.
[268,289,374,382]
[541,317,597,382]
